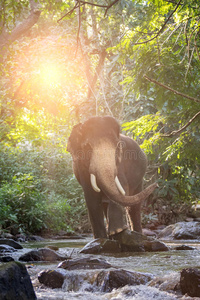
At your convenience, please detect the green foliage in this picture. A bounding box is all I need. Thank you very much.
[123,113,200,223]
[0,144,86,234]
[0,0,200,232]
[0,173,46,233]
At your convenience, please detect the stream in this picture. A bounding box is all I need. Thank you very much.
[12,237,200,299]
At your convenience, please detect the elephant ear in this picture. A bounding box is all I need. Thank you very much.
[67,123,83,154]
[103,116,120,137]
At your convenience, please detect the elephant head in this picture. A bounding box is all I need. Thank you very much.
[67,116,157,207]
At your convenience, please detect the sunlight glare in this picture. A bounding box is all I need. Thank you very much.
[38,62,63,88]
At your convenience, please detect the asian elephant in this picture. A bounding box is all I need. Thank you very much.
[67,116,157,239]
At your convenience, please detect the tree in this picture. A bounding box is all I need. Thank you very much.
[0,0,199,233]
[0,0,41,57]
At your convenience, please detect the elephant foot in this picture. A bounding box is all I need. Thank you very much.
[110,229,148,252]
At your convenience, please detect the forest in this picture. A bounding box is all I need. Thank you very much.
[0,0,199,236]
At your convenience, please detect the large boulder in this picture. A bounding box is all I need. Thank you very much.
[80,232,169,254]
[0,261,36,300]
[19,248,67,262]
[158,222,200,240]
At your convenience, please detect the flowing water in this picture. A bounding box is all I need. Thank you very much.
[13,238,200,300]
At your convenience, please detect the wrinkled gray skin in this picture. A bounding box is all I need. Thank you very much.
[67,116,157,238]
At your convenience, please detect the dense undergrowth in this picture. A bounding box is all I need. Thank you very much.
[0,144,88,235]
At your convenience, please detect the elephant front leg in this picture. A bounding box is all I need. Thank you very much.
[107,200,128,236]
[128,203,142,233]
[128,183,143,233]
[84,191,107,239]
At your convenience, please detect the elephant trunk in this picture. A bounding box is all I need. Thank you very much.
[90,172,158,207]
[89,142,158,207]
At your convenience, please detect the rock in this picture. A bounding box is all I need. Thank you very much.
[0,238,23,249]
[80,238,121,254]
[1,233,15,239]
[113,230,169,252]
[19,248,67,262]
[180,268,200,297]
[95,269,153,292]
[27,235,44,241]
[175,245,196,250]
[144,240,169,252]
[158,222,200,240]
[58,257,112,270]
[0,261,36,300]
[157,224,174,239]
[112,230,148,252]
[149,272,180,292]
[142,228,157,237]
[80,232,169,254]
[38,269,66,288]
[0,244,17,253]
[0,256,15,262]
[156,225,167,230]
[185,217,194,222]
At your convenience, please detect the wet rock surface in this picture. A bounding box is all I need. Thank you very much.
[0,256,14,262]
[80,238,121,254]
[180,268,200,297]
[58,257,112,270]
[158,221,200,240]
[113,230,148,252]
[80,231,169,254]
[37,265,153,292]
[38,269,67,288]
[175,245,196,250]
[1,226,200,299]
[96,269,153,292]
[0,238,23,249]
[144,240,169,252]
[19,248,68,262]
[0,261,36,300]
[0,244,17,253]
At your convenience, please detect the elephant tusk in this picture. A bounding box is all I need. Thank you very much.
[90,174,101,193]
[115,176,126,196]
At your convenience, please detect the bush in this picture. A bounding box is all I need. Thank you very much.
[0,145,88,235]
[0,173,46,233]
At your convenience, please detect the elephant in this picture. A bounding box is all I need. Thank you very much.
[67,116,157,239]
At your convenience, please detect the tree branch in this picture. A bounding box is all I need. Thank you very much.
[58,0,120,23]
[133,0,182,45]
[144,75,200,103]
[161,111,200,137]
[87,48,107,100]
[0,0,41,53]
[104,0,120,17]
[57,2,80,23]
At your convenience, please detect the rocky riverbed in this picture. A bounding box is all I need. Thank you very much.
[1,222,200,299]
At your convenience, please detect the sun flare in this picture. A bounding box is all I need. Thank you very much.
[38,62,63,88]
